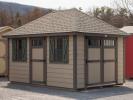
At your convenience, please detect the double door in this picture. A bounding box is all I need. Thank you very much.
[86,37,117,85]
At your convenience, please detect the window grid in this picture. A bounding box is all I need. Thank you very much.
[12,38,27,62]
[49,36,69,64]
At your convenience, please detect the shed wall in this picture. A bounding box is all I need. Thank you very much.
[9,38,30,83]
[47,36,74,88]
[77,35,85,88]
[117,37,124,84]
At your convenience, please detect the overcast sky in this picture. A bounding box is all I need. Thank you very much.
[0,0,114,11]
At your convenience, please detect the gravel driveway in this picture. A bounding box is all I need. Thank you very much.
[0,78,133,100]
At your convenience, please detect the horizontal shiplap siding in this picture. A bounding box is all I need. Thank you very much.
[9,38,30,83]
[117,37,124,84]
[77,35,85,88]
[47,36,73,88]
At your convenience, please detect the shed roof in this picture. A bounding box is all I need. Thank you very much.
[0,26,13,33]
[120,26,133,34]
[3,8,126,37]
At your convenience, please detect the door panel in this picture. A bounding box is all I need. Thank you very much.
[32,62,44,82]
[104,62,115,82]
[88,48,100,60]
[88,62,101,84]
[87,38,101,85]
[32,48,43,60]
[104,47,116,83]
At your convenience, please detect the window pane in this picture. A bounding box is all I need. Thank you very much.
[104,40,115,47]
[12,38,27,62]
[88,39,101,47]
[32,38,43,48]
[49,36,68,63]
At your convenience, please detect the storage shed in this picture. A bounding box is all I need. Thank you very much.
[0,26,13,76]
[3,9,126,90]
[121,26,133,79]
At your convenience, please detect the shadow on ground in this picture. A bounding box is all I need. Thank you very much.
[2,82,133,100]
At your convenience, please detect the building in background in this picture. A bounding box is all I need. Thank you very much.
[0,26,13,76]
[121,26,133,79]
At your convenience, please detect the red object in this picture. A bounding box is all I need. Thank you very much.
[125,35,133,79]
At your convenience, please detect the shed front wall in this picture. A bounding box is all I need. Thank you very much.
[47,36,74,88]
[9,38,30,83]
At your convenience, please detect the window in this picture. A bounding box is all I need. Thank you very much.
[32,38,43,48]
[12,38,27,62]
[88,39,101,47]
[104,40,115,47]
[49,36,68,63]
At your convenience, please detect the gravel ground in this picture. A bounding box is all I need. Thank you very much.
[0,78,133,100]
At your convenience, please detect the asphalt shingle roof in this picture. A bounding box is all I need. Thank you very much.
[3,8,125,36]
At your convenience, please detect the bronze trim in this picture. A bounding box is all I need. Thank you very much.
[3,31,125,38]
[73,35,77,89]
[29,38,32,83]
[31,59,46,62]
[7,38,9,80]
[43,37,47,84]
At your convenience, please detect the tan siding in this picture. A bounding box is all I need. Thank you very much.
[0,32,7,75]
[0,58,6,74]
[88,48,100,60]
[0,42,6,57]
[32,62,43,82]
[9,38,30,83]
[117,37,124,84]
[104,48,115,60]
[88,62,101,84]
[32,48,43,60]
[77,35,85,88]
[47,36,73,88]
[104,62,115,82]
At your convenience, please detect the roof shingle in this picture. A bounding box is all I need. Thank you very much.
[3,8,126,36]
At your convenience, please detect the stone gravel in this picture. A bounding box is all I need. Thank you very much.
[0,78,133,100]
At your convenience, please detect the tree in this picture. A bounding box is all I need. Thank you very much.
[15,12,22,27]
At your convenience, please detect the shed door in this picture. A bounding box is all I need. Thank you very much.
[86,37,116,85]
[31,38,47,84]
[103,39,116,83]
[87,38,101,84]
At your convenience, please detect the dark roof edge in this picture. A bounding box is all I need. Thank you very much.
[3,31,126,38]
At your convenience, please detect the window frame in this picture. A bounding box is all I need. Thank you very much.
[12,38,27,62]
[103,39,115,48]
[87,38,101,48]
[32,37,43,48]
[49,36,69,64]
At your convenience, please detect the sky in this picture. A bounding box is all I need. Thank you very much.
[0,0,114,11]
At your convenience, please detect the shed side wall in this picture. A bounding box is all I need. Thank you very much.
[117,37,124,84]
[77,35,85,88]
[47,36,74,88]
[9,38,30,83]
